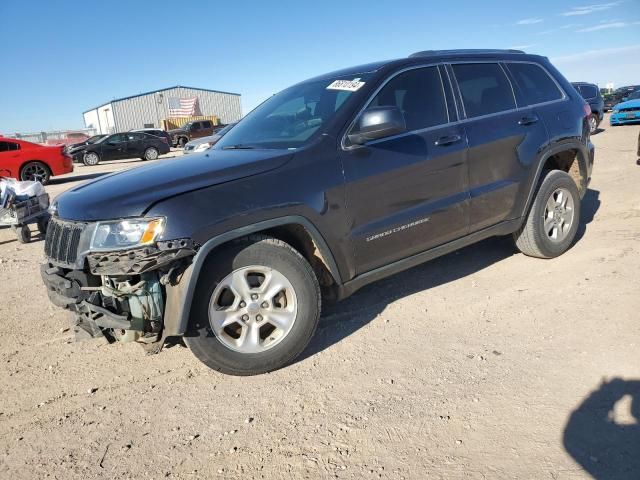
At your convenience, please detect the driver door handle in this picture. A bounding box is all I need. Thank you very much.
[435,134,462,146]
[518,115,539,126]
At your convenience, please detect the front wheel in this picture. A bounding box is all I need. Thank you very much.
[20,161,51,184]
[184,236,321,376]
[513,170,581,258]
[589,114,598,134]
[83,152,100,166]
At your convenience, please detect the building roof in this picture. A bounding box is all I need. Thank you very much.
[83,85,241,114]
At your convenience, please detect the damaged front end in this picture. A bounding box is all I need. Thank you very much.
[41,216,197,349]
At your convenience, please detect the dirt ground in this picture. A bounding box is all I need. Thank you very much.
[0,120,639,480]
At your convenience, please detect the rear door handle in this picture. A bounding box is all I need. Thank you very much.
[435,134,462,146]
[518,116,539,126]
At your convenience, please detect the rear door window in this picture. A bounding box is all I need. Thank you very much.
[507,63,564,105]
[452,63,516,118]
[368,66,449,131]
[202,120,212,128]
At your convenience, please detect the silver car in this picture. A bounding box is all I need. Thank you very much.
[183,123,236,154]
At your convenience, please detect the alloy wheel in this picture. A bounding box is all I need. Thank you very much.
[21,163,48,182]
[543,187,575,242]
[208,265,298,354]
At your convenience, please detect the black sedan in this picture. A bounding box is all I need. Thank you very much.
[72,132,170,166]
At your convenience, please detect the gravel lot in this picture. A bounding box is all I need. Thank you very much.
[0,120,639,479]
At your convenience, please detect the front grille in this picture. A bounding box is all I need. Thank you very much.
[619,107,640,113]
[45,218,85,265]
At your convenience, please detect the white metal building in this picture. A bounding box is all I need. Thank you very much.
[83,86,242,134]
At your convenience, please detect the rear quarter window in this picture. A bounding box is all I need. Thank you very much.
[507,62,564,105]
[0,141,20,152]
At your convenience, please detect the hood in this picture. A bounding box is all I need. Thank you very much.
[614,99,640,110]
[56,149,293,221]
[185,134,222,147]
[168,128,185,135]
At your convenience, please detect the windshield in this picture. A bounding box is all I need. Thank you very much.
[216,75,370,150]
[87,135,104,144]
[182,122,192,130]
[626,91,640,100]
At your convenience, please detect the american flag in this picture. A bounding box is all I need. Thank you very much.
[168,97,201,116]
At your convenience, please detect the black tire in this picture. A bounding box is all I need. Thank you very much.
[15,226,31,244]
[20,161,51,185]
[184,235,321,376]
[178,137,187,148]
[143,147,159,161]
[513,170,581,258]
[589,114,598,134]
[37,216,49,235]
[83,151,100,166]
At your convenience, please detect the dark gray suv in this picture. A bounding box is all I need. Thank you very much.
[42,49,594,375]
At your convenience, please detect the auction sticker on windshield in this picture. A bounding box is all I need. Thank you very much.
[326,79,365,92]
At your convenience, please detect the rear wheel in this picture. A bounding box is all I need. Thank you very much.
[143,147,159,161]
[184,236,321,376]
[83,152,100,166]
[513,170,581,258]
[178,137,187,148]
[589,114,598,134]
[20,161,51,184]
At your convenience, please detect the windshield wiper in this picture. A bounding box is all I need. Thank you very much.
[222,144,256,150]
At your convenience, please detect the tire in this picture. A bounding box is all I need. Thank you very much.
[589,114,598,134]
[513,170,581,259]
[184,235,321,376]
[15,226,31,244]
[37,216,49,235]
[20,161,51,185]
[143,147,159,161]
[178,137,187,148]
[83,151,100,166]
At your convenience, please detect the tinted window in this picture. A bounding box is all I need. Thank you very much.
[369,66,448,131]
[578,85,598,99]
[108,134,127,143]
[452,63,516,118]
[202,121,212,128]
[0,141,20,152]
[127,133,146,141]
[508,63,564,105]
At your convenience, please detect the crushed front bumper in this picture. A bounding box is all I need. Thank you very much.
[41,216,198,344]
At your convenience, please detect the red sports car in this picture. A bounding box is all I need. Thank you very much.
[0,137,73,185]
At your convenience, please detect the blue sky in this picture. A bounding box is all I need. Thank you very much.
[1,0,639,133]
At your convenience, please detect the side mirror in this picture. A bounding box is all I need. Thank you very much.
[348,106,406,145]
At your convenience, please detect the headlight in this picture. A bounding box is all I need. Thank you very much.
[194,142,212,152]
[612,109,619,113]
[90,217,164,250]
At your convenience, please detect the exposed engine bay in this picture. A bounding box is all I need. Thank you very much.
[41,232,198,349]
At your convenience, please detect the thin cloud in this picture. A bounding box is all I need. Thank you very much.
[537,23,580,35]
[509,44,536,50]
[561,2,621,16]
[552,44,640,63]
[577,21,630,31]
[516,17,544,25]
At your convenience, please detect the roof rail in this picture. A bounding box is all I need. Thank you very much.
[409,49,525,58]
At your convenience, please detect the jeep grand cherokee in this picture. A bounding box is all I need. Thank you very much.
[41,49,594,375]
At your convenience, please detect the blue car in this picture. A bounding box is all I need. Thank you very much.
[610,91,640,125]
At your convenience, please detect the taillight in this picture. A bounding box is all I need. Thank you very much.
[583,103,591,117]
[160,137,168,143]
